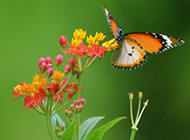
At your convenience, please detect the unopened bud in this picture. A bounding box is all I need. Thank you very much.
[74,100,79,105]
[57,132,63,137]
[55,55,63,66]
[59,35,67,48]
[55,126,59,133]
[38,58,45,66]
[61,125,65,131]
[47,67,54,77]
[45,56,52,64]
[64,64,71,74]
[64,109,68,115]
[79,98,86,105]
[67,110,72,117]
[78,104,84,112]
[74,105,80,113]
[40,62,47,72]
[69,104,75,111]
[46,63,52,69]
[68,56,77,68]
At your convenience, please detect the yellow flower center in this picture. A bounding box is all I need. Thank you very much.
[53,70,65,84]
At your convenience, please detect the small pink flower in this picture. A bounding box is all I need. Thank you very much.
[74,105,80,112]
[55,55,63,66]
[59,36,67,48]
[46,63,52,69]
[45,56,52,64]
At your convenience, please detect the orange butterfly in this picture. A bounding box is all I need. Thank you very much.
[102,5,185,70]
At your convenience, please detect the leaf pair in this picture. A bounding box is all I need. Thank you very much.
[61,116,126,140]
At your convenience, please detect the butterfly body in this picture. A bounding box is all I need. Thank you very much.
[102,5,184,70]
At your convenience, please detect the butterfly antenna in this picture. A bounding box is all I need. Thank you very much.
[121,23,127,30]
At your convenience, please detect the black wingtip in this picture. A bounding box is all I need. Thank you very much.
[101,4,105,8]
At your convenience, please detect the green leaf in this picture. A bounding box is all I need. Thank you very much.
[62,120,78,140]
[80,116,105,140]
[51,113,66,132]
[86,116,126,140]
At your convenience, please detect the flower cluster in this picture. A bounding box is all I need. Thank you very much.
[61,29,108,59]
[65,98,86,118]
[11,54,84,109]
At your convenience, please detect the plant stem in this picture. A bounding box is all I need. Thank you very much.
[46,97,58,140]
[51,101,69,117]
[129,99,134,126]
[129,128,137,140]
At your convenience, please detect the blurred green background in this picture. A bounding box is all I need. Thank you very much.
[1,0,190,140]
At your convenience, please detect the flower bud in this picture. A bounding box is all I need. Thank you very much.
[61,125,65,131]
[38,58,45,66]
[68,56,77,68]
[74,105,80,113]
[40,62,47,72]
[55,55,63,66]
[69,104,75,111]
[64,109,68,115]
[78,104,84,112]
[79,98,86,105]
[67,110,72,117]
[64,64,71,74]
[46,63,52,69]
[45,56,52,64]
[55,127,59,133]
[47,67,54,77]
[57,132,63,137]
[59,35,67,48]
[74,100,79,105]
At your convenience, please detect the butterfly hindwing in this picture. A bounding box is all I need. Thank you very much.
[111,39,148,70]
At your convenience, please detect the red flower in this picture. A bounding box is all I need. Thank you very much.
[23,93,33,109]
[33,88,47,107]
[87,44,107,59]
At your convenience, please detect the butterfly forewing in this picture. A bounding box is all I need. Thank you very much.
[126,33,184,54]
[102,5,119,38]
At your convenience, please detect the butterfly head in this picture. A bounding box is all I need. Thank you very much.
[115,28,125,43]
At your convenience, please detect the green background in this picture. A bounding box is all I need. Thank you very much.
[1,0,190,140]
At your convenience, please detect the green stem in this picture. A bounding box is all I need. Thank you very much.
[135,98,141,124]
[46,97,58,140]
[130,99,134,126]
[129,128,137,140]
[33,106,45,116]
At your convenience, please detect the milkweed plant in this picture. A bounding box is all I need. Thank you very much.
[10,29,148,140]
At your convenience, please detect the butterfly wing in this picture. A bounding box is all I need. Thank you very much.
[102,5,119,38]
[125,32,184,54]
[111,39,148,70]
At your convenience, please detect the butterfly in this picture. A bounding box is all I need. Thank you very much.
[102,5,185,70]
